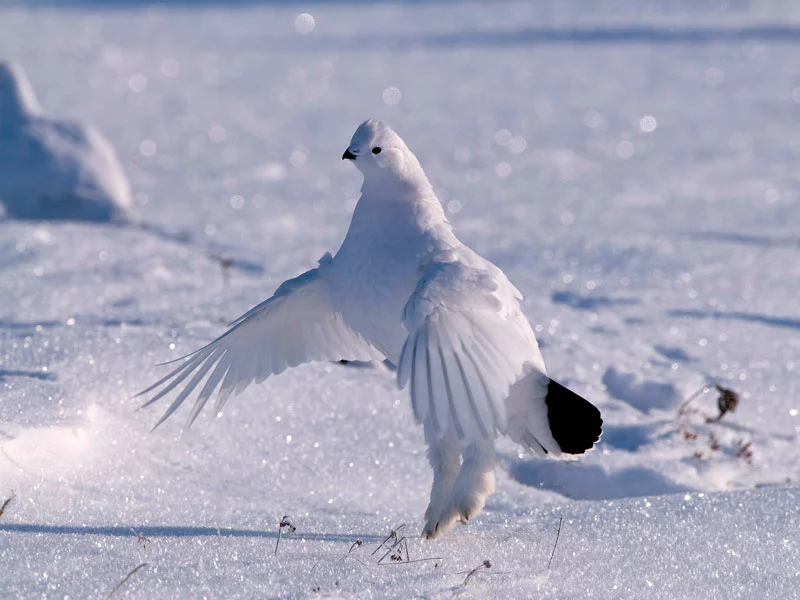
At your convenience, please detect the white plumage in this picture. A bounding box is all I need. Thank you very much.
[142,119,601,538]
[140,258,383,430]
[0,61,131,221]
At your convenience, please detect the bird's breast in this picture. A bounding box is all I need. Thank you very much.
[330,236,421,363]
[328,194,450,361]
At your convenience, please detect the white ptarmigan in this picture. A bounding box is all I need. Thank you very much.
[0,61,131,221]
[141,119,602,538]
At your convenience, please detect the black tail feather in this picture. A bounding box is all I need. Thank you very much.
[545,380,603,454]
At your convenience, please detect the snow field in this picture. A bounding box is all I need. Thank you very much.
[1,1,799,597]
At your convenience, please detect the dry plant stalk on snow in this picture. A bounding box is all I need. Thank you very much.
[106,563,148,600]
[274,515,297,556]
[677,383,753,464]
[0,493,14,520]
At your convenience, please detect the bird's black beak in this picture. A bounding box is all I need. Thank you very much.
[342,149,356,160]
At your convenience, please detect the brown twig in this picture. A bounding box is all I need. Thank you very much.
[129,528,152,551]
[377,556,443,566]
[462,560,492,586]
[371,524,405,556]
[736,439,754,465]
[106,563,148,599]
[705,385,740,423]
[679,384,740,424]
[547,514,564,570]
[0,493,14,520]
[678,386,710,418]
[310,538,364,574]
[372,524,441,567]
[274,515,296,556]
[208,252,234,289]
[377,533,409,564]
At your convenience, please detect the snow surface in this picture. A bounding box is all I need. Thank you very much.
[1,1,799,598]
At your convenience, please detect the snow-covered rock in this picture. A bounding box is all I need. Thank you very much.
[0,61,131,221]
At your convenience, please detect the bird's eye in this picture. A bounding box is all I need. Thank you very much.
[372,147,382,154]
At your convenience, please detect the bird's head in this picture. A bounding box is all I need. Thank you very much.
[342,119,428,189]
[0,61,42,123]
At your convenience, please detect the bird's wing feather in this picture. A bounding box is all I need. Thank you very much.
[140,264,383,429]
[396,257,537,443]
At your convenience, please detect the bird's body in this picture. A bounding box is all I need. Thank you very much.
[141,120,602,538]
[0,61,131,222]
[330,178,446,360]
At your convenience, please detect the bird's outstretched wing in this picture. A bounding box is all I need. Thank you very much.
[139,259,383,429]
[396,256,539,443]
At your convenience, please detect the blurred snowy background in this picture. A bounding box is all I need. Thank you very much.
[0,1,799,598]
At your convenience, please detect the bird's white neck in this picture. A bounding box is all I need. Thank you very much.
[346,176,452,261]
[359,155,435,200]
[361,174,432,202]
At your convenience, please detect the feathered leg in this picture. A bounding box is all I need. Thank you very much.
[450,439,496,524]
[422,421,461,539]
[427,438,496,538]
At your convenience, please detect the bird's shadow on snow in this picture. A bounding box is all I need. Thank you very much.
[668,309,800,330]
[0,523,379,543]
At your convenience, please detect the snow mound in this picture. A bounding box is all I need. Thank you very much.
[0,61,131,222]
[602,366,682,412]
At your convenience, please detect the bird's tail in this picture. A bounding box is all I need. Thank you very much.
[545,380,603,454]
